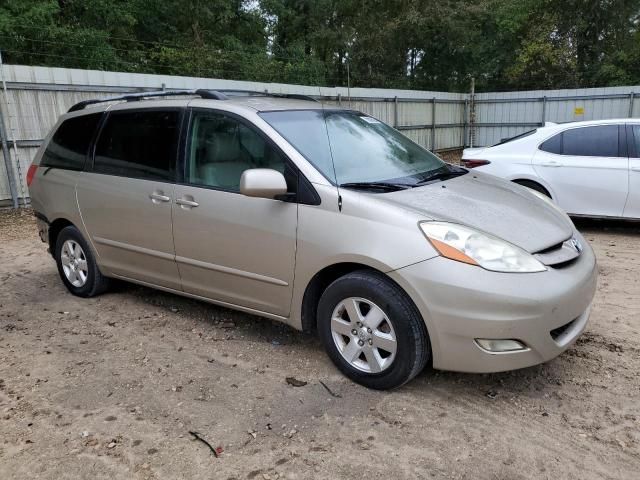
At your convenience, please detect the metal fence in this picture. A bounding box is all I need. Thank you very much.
[1,64,639,207]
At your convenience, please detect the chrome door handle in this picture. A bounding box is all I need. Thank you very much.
[176,198,199,208]
[149,192,171,203]
[540,161,562,167]
[631,167,640,172]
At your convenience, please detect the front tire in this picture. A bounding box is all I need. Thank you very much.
[317,270,430,390]
[55,225,110,297]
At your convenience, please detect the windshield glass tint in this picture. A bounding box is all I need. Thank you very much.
[260,110,445,184]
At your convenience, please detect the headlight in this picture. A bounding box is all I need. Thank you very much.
[420,222,546,273]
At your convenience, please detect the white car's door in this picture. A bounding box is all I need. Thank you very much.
[623,124,640,219]
[532,124,629,217]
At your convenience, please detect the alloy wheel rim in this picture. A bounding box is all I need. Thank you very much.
[60,240,88,287]
[330,297,397,373]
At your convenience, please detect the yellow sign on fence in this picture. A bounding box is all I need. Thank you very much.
[574,107,585,115]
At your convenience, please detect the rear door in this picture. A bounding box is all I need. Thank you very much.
[171,109,298,316]
[624,124,640,219]
[76,108,182,289]
[532,124,629,217]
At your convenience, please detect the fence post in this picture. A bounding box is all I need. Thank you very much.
[0,51,24,208]
[431,97,436,151]
[469,78,475,148]
[463,99,469,148]
[629,92,635,118]
[541,96,547,125]
[394,96,398,127]
[337,93,342,107]
[0,104,18,208]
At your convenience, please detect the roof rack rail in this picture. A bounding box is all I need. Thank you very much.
[216,89,319,103]
[67,89,229,113]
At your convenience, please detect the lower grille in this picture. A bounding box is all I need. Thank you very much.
[550,317,578,341]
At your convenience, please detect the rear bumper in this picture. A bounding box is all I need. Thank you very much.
[389,231,598,373]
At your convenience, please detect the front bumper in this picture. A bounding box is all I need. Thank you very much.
[389,232,598,373]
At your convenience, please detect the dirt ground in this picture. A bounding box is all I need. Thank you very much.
[0,208,638,480]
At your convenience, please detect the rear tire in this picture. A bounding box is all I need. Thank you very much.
[513,179,551,198]
[55,225,110,297]
[317,270,430,390]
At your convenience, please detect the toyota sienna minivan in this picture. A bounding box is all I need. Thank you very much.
[27,90,597,389]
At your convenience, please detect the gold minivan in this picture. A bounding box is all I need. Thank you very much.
[28,90,597,389]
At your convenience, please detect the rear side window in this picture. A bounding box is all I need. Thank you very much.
[94,110,180,181]
[539,125,620,157]
[562,125,618,157]
[41,113,102,170]
[539,133,561,154]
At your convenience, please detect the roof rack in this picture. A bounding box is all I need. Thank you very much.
[67,88,319,113]
[216,89,319,103]
[67,89,229,113]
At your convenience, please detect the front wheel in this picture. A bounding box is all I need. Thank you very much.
[317,270,430,390]
[55,225,110,297]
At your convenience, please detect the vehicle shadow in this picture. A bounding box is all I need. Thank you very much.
[573,216,640,235]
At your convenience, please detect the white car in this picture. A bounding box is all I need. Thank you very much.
[462,119,640,219]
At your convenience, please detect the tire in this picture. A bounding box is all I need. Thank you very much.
[513,179,551,198]
[317,270,430,390]
[55,225,110,297]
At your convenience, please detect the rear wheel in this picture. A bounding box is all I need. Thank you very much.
[317,270,430,389]
[55,226,110,297]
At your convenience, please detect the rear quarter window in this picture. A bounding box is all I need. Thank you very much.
[539,133,561,154]
[41,113,103,170]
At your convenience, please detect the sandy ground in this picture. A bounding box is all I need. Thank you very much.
[0,208,638,480]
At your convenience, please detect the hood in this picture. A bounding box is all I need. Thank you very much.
[379,172,573,253]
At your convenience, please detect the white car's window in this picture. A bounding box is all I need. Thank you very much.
[539,133,562,154]
[632,125,640,157]
[540,125,620,157]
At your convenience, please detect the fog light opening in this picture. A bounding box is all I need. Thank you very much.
[475,338,528,353]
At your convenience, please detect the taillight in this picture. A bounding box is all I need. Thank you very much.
[26,164,37,186]
[462,159,491,168]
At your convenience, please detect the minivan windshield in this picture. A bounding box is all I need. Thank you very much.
[260,110,458,188]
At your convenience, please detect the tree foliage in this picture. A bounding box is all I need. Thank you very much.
[0,0,638,91]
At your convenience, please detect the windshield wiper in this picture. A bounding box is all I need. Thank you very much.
[413,167,467,186]
[339,181,412,191]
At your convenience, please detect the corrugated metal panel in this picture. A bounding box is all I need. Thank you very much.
[3,65,640,202]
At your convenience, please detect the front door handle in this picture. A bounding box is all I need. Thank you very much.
[540,161,563,167]
[149,192,171,203]
[176,197,199,208]
[631,166,640,172]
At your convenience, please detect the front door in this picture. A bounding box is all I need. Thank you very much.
[172,109,298,316]
[77,109,182,289]
[624,124,640,218]
[533,124,629,217]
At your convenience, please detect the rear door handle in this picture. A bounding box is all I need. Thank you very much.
[149,192,171,203]
[176,197,199,208]
[540,161,563,167]
[631,166,640,172]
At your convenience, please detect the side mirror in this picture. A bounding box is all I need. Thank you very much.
[240,168,288,199]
